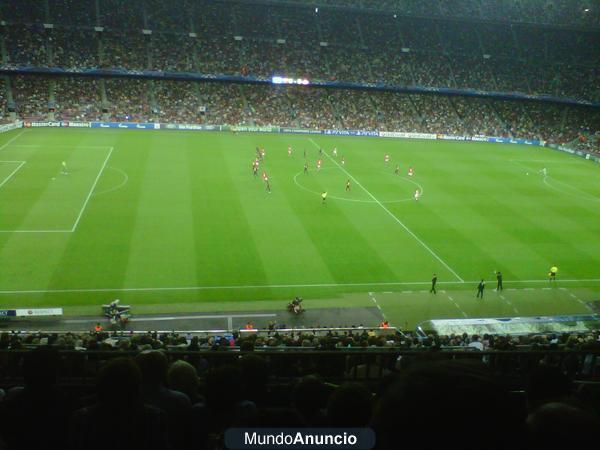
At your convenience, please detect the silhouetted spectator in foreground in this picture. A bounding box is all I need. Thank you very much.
[526,365,572,412]
[205,365,257,431]
[372,360,524,450]
[167,359,203,406]
[69,357,169,450]
[327,382,373,427]
[526,401,600,450]
[292,376,329,426]
[0,347,75,450]
[136,350,191,450]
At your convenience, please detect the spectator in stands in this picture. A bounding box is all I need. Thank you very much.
[526,400,600,450]
[292,376,330,426]
[372,360,524,450]
[0,347,75,450]
[167,360,203,406]
[327,382,373,427]
[135,350,191,450]
[69,357,169,450]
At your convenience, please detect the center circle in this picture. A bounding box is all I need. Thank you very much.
[293,167,424,203]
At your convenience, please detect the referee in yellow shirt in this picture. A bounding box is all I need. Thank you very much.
[549,266,558,282]
[321,191,327,204]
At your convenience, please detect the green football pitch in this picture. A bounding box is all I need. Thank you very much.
[0,128,599,328]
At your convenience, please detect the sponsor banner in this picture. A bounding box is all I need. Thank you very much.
[24,121,62,128]
[470,135,489,142]
[379,131,436,139]
[323,129,379,137]
[549,144,600,163]
[15,308,63,317]
[0,121,22,133]
[487,137,541,146]
[90,122,159,129]
[61,121,90,128]
[230,125,279,133]
[0,308,63,318]
[171,123,221,131]
[437,134,470,141]
[280,128,323,135]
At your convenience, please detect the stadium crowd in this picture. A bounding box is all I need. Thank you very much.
[6,75,599,149]
[0,328,599,449]
[1,328,599,353]
[1,1,598,103]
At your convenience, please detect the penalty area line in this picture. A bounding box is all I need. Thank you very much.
[0,130,26,151]
[0,161,26,190]
[308,138,464,283]
[71,146,114,231]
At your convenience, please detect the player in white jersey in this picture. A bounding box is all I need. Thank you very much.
[288,146,292,156]
[414,189,420,201]
[541,167,547,177]
[332,147,338,157]
[61,161,68,175]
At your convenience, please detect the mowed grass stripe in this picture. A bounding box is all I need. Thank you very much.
[187,133,271,287]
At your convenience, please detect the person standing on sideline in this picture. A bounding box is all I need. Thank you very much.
[477,279,485,298]
[549,265,558,282]
[496,271,503,291]
[430,274,437,294]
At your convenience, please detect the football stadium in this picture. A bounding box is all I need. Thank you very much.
[0,1,599,449]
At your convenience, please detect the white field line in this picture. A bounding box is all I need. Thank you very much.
[1,279,599,295]
[70,146,114,231]
[499,294,519,315]
[0,145,114,234]
[0,161,26,190]
[369,292,386,320]
[446,294,468,318]
[309,138,464,282]
[566,290,595,313]
[0,131,26,151]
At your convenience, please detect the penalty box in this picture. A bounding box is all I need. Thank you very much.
[0,145,113,233]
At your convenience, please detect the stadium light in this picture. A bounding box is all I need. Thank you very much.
[584,8,590,12]
[315,7,318,13]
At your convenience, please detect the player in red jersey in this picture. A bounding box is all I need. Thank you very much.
[316,159,322,171]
